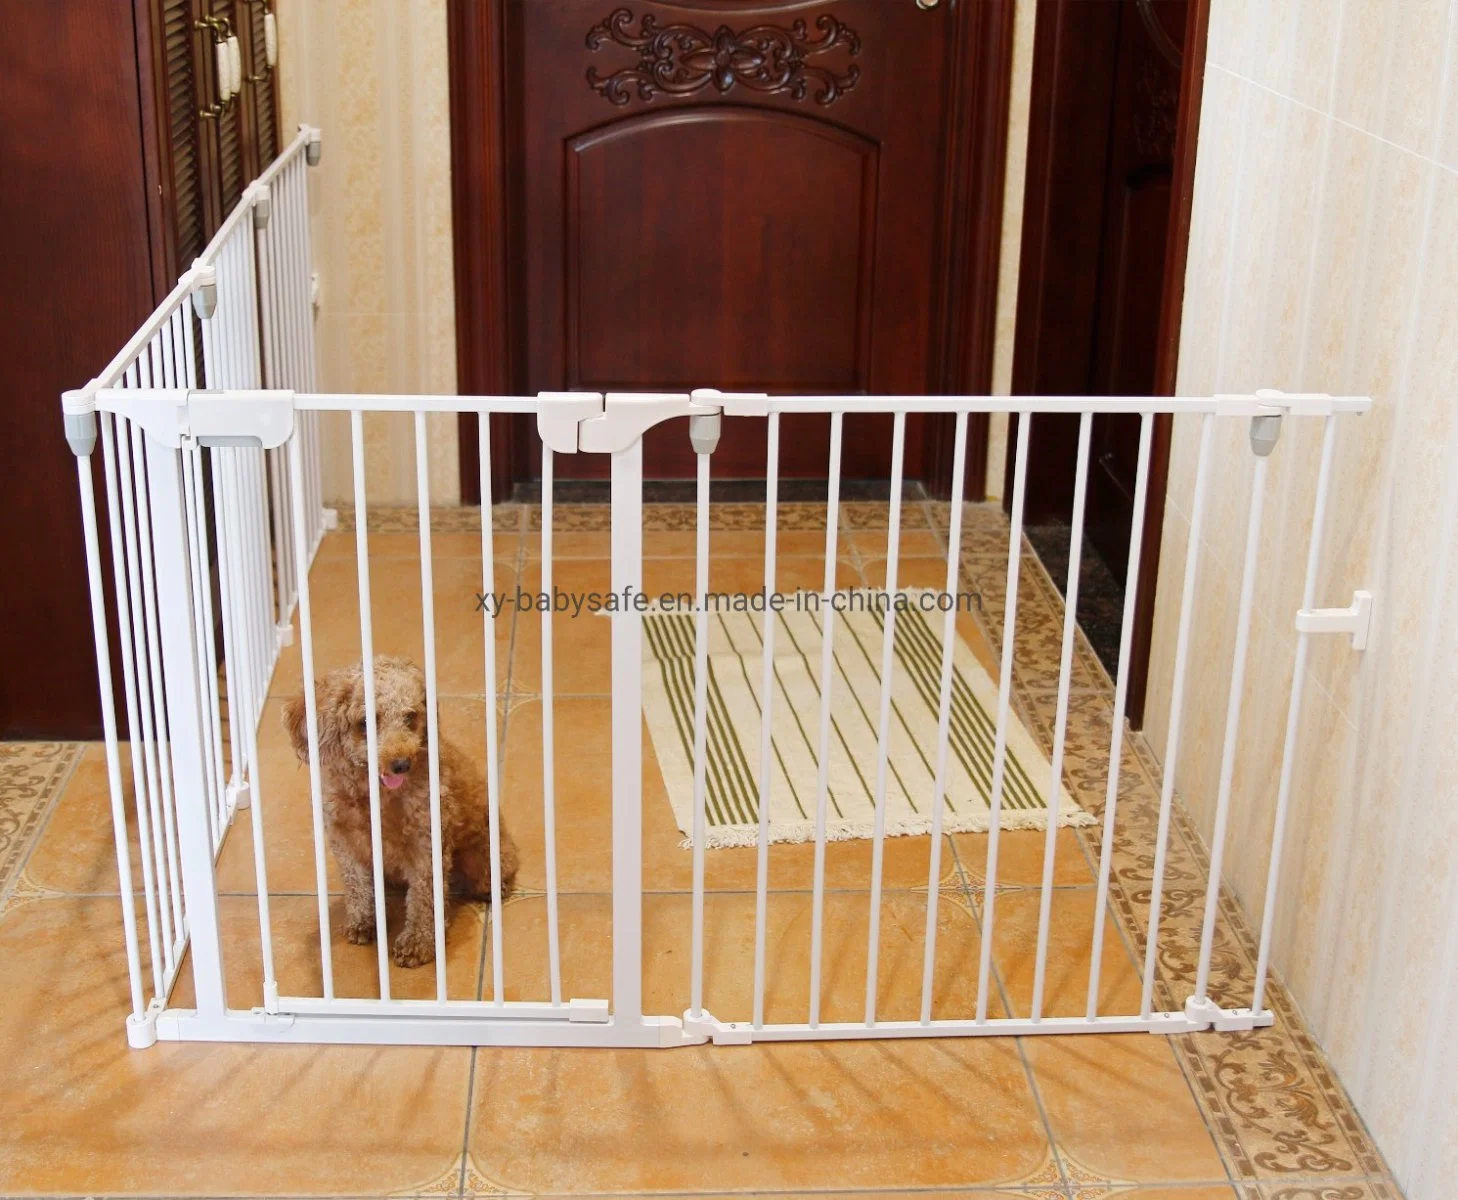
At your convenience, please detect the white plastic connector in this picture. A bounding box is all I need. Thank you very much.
[304,125,323,166]
[1295,589,1373,651]
[94,387,296,450]
[190,262,218,320]
[567,998,611,1023]
[126,1001,162,1049]
[227,777,251,812]
[276,621,295,648]
[191,389,296,448]
[688,411,721,455]
[1182,995,1272,1032]
[682,1008,753,1045]
[321,507,340,530]
[578,392,720,454]
[691,386,771,417]
[62,388,98,457]
[536,391,605,454]
[249,181,272,229]
[1250,412,1282,457]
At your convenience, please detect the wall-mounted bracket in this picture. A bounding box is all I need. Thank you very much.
[1295,589,1373,650]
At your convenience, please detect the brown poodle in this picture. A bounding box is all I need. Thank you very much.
[282,655,519,968]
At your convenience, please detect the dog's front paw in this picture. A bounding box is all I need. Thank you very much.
[391,928,436,968]
[344,915,377,945]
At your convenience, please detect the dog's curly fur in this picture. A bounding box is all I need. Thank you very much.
[282,655,518,968]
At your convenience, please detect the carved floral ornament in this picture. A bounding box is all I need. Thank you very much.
[586,7,862,107]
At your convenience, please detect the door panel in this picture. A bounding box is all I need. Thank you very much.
[1011,0,1185,573]
[508,0,952,481]
[566,110,877,395]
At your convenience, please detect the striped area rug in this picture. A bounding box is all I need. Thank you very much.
[642,590,1092,849]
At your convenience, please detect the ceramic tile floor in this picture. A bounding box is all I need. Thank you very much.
[0,501,1403,1199]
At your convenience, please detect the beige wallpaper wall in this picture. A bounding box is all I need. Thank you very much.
[276,0,460,506]
[1142,3,1458,1195]
[985,0,1037,500]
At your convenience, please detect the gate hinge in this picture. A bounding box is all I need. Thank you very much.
[1295,589,1373,650]
[93,387,296,450]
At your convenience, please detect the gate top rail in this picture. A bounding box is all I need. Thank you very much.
[62,125,320,413]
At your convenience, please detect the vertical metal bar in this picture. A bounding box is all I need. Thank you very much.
[865,410,907,1026]
[1194,451,1270,1004]
[270,448,291,627]
[1086,413,1154,1018]
[220,448,254,781]
[414,412,450,1001]
[101,414,165,997]
[752,413,781,1030]
[179,305,229,839]
[808,412,843,1029]
[145,434,227,1017]
[479,416,507,1005]
[131,421,186,949]
[84,423,147,1017]
[118,407,176,968]
[352,410,393,996]
[180,444,219,853]
[289,426,334,999]
[919,410,969,1024]
[1142,414,1216,1018]
[689,443,712,1019]
[200,314,244,792]
[178,304,221,833]
[609,439,646,1029]
[540,446,561,1006]
[976,412,1031,1023]
[1252,415,1337,1013]
[1031,413,1091,1021]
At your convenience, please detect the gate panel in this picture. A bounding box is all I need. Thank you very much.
[66,152,1374,1050]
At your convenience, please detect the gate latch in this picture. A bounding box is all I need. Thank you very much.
[1295,589,1373,650]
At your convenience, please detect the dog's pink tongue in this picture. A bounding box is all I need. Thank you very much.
[380,772,407,791]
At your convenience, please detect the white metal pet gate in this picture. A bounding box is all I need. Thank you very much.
[68,128,1373,1050]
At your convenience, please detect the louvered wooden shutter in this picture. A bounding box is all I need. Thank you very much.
[209,0,244,214]
[161,0,206,266]
[244,1,279,167]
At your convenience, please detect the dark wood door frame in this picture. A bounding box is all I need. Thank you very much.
[448,0,1015,504]
[1008,0,1209,728]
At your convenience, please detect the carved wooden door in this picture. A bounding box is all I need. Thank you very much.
[504,0,983,482]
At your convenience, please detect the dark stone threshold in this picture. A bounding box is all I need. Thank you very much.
[511,478,931,504]
[1023,520,1126,678]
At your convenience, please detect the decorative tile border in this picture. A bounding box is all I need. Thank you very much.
[941,503,1398,1190]
[0,742,81,900]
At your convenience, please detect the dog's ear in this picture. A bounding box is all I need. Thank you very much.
[283,668,352,764]
[282,693,311,763]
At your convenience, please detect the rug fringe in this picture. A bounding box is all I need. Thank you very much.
[677,808,1096,850]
